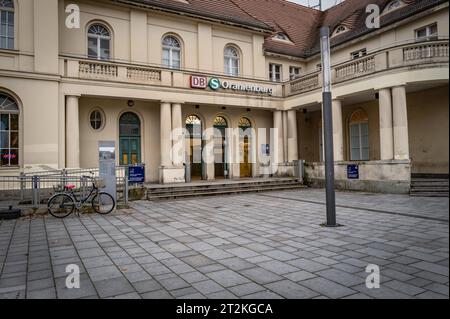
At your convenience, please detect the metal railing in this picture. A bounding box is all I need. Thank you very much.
[0,175,129,210]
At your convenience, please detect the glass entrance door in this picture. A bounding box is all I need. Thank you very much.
[186,115,203,180]
[214,116,228,179]
[239,117,253,178]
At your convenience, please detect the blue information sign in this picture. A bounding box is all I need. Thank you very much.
[347,164,359,180]
[128,165,145,183]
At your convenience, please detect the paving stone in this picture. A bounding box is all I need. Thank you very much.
[192,280,225,295]
[265,280,319,299]
[206,269,251,288]
[132,279,162,293]
[300,277,356,298]
[93,277,134,298]
[240,267,284,285]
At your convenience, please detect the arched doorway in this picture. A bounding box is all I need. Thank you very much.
[213,116,228,179]
[119,112,141,165]
[186,115,203,180]
[239,117,253,178]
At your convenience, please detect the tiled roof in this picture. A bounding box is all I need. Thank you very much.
[121,0,448,58]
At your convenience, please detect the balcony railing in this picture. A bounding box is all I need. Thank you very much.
[403,41,449,61]
[335,55,376,81]
[289,39,449,95]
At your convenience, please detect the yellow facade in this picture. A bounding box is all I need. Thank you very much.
[0,0,448,192]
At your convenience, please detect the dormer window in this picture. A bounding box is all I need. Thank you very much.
[275,33,288,41]
[332,25,349,37]
[272,33,293,44]
[382,0,406,14]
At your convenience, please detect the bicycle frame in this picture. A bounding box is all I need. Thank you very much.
[65,180,99,209]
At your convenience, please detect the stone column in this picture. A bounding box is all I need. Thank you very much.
[282,111,288,163]
[287,110,298,162]
[171,103,184,166]
[160,102,172,168]
[273,111,284,164]
[392,86,410,160]
[379,88,394,160]
[66,95,80,168]
[332,99,344,162]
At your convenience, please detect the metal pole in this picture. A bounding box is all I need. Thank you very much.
[320,27,337,227]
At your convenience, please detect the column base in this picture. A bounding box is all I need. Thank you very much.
[159,166,185,184]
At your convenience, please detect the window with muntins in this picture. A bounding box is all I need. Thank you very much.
[289,66,301,80]
[224,46,240,76]
[88,24,111,60]
[349,110,369,161]
[0,0,14,50]
[416,23,438,41]
[162,35,181,69]
[269,64,282,82]
[0,93,19,167]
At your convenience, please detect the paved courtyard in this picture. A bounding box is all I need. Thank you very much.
[0,189,448,299]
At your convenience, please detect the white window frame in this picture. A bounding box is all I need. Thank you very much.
[0,0,14,50]
[415,23,438,41]
[351,48,367,60]
[224,46,240,76]
[269,63,282,82]
[162,35,182,69]
[289,66,301,80]
[349,121,369,161]
[87,24,111,60]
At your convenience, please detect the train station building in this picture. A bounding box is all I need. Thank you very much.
[0,0,448,193]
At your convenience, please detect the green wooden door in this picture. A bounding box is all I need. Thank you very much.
[119,112,141,165]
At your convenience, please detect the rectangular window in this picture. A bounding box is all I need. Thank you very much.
[350,123,369,161]
[0,10,14,49]
[351,48,367,60]
[415,23,438,41]
[289,66,301,80]
[269,63,282,82]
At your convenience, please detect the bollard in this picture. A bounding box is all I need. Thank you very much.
[124,177,129,205]
[32,175,40,209]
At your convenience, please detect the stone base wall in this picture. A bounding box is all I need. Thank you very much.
[304,160,411,194]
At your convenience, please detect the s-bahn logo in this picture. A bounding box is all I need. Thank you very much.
[190,75,273,96]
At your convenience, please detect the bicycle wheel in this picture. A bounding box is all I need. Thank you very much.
[92,192,115,215]
[48,194,75,218]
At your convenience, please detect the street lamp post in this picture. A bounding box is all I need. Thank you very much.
[320,26,338,227]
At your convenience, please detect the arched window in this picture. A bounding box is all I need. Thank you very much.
[214,116,227,127]
[239,117,252,129]
[162,35,181,69]
[332,25,349,37]
[88,24,111,60]
[0,93,19,167]
[0,0,14,50]
[186,115,203,179]
[224,46,240,76]
[119,112,141,165]
[383,0,404,13]
[349,110,369,161]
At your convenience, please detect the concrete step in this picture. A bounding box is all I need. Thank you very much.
[147,180,302,196]
[147,184,307,201]
[410,177,449,197]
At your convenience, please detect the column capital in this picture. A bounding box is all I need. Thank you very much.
[66,94,81,98]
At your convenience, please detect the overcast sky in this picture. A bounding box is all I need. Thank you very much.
[287,0,343,10]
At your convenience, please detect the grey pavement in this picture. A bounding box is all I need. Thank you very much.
[0,189,448,299]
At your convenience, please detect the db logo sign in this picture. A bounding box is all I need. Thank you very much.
[190,75,208,89]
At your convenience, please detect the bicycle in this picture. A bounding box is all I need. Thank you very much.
[47,174,116,218]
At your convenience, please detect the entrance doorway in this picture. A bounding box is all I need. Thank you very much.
[213,116,228,179]
[239,117,253,178]
[186,115,203,180]
[119,112,141,165]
